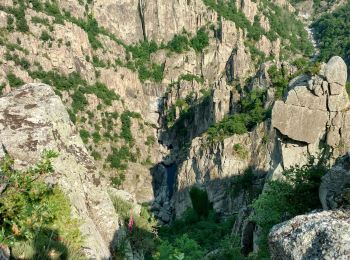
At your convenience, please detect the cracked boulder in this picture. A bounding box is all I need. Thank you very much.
[0,84,119,259]
[272,56,350,153]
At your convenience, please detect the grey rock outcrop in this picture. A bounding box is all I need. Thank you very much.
[0,84,119,258]
[271,56,350,172]
[172,123,273,218]
[320,154,350,210]
[269,210,350,260]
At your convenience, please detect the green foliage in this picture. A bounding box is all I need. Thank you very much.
[40,30,53,42]
[156,234,204,260]
[269,61,323,100]
[268,65,289,99]
[346,82,350,97]
[6,15,14,31]
[4,52,30,70]
[166,28,209,53]
[203,0,312,58]
[8,3,29,32]
[79,129,90,144]
[207,90,267,142]
[145,135,156,146]
[92,131,101,143]
[108,146,133,170]
[157,208,237,258]
[7,72,24,88]
[190,28,209,53]
[110,172,126,188]
[120,111,141,144]
[233,143,248,159]
[29,70,119,112]
[231,168,255,196]
[251,155,328,258]
[0,151,84,259]
[313,2,350,64]
[202,0,254,37]
[167,34,189,53]
[31,16,51,28]
[262,0,313,57]
[111,198,158,257]
[189,187,211,218]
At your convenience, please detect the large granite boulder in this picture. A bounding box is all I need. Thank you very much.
[269,210,350,260]
[0,83,119,258]
[271,56,350,171]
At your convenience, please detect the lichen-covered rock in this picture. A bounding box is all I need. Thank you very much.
[269,210,350,260]
[0,84,119,259]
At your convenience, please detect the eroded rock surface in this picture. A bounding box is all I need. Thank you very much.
[269,210,350,260]
[0,84,119,259]
[271,56,350,172]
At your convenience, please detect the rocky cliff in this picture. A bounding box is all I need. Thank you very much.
[0,0,349,258]
[0,83,119,259]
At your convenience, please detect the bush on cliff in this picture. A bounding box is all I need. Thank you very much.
[250,154,329,258]
[0,150,84,259]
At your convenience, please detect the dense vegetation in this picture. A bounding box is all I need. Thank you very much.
[313,2,350,64]
[251,154,329,258]
[0,151,84,259]
[112,187,240,259]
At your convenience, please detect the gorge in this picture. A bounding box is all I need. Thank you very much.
[0,0,350,259]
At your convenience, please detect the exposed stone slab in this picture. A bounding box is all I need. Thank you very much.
[272,101,328,144]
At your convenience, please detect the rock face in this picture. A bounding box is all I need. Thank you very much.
[269,210,350,260]
[319,154,350,210]
[0,84,119,259]
[271,56,350,173]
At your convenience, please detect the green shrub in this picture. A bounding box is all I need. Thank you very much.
[92,131,101,143]
[189,187,211,218]
[145,135,156,146]
[190,28,209,53]
[7,73,24,88]
[233,143,248,159]
[110,172,126,188]
[251,155,328,258]
[155,234,204,260]
[6,15,14,31]
[120,111,140,144]
[158,208,236,258]
[167,34,189,53]
[0,151,84,259]
[79,129,90,144]
[346,82,350,97]
[40,30,52,42]
[108,146,133,170]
